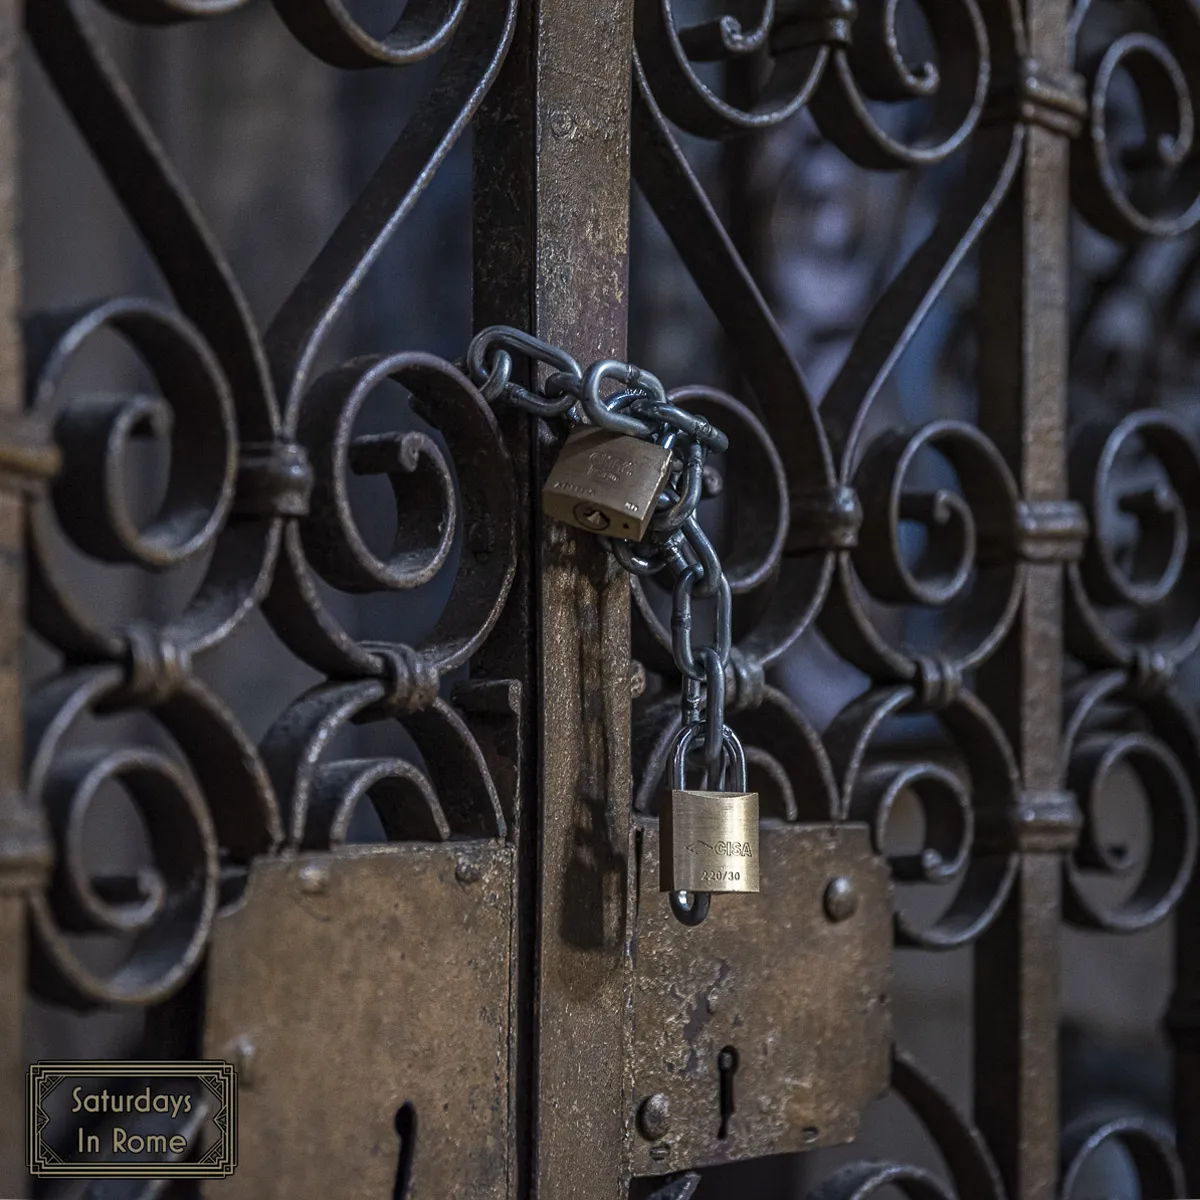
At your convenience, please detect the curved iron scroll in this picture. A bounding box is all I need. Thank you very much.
[629,0,1200,1190]
[21,0,517,1011]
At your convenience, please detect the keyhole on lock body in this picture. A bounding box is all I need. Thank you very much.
[392,1102,416,1199]
[717,1046,739,1139]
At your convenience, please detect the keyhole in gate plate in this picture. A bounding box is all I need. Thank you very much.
[717,1046,739,1139]
[392,1102,416,1199]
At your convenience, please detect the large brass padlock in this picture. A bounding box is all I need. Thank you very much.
[542,426,673,541]
[661,725,759,897]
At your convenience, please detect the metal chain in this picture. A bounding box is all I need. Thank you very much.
[466,326,740,924]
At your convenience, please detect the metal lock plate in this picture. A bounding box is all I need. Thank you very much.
[542,426,673,540]
[630,821,891,1175]
[204,843,512,1199]
[661,789,760,893]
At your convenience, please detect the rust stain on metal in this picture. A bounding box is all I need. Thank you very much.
[628,822,891,1175]
[521,0,637,1196]
[205,843,513,1199]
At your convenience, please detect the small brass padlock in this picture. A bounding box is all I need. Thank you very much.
[542,426,673,541]
[661,725,759,898]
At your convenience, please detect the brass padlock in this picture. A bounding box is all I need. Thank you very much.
[661,725,759,897]
[542,426,673,541]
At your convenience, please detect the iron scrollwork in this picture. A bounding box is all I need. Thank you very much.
[629,0,1027,1183]
[21,0,518,1015]
[629,0,1200,1188]
[1067,0,1200,1189]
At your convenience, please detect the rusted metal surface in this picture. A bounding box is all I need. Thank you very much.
[629,822,890,1176]
[974,0,1077,1196]
[204,843,513,1199]
[474,0,638,1195]
[472,6,645,1197]
[525,0,636,1192]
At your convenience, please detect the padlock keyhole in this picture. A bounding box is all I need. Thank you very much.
[392,1101,416,1199]
[717,1045,739,1139]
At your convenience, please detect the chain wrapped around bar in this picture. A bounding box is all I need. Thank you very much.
[467,325,738,925]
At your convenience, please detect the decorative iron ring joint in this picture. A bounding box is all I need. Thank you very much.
[236,441,314,517]
[0,413,61,493]
[984,57,1087,137]
[368,643,441,716]
[770,0,857,51]
[974,790,1082,855]
[726,648,766,712]
[1008,499,1089,563]
[1125,648,1176,700]
[119,622,192,707]
[910,655,963,711]
[787,486,862,551]
[0,802,54,895]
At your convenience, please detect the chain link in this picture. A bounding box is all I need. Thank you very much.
[466,326,742,922]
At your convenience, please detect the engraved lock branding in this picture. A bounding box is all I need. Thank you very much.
[585,446,636,485]
[687,839,754,858]
[542,427,674,542]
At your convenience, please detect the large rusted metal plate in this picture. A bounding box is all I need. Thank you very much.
[629,821,891,1176]
[204,842,513,1199]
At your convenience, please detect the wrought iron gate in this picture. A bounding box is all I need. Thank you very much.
[2,0,1199,1194]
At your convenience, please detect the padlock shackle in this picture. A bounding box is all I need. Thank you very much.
[670,723,747,793]
[669,890,711,926]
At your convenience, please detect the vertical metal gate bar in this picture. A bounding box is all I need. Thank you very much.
[975,0,1077,1191]
[527,0,635,1186]
[0,0,41,1188]
[476,0,635,1195]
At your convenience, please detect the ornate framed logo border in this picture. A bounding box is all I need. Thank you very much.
[27,1060,236,1178]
